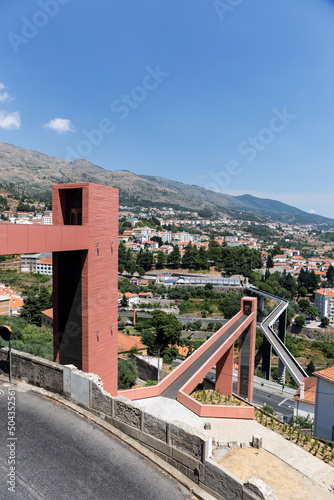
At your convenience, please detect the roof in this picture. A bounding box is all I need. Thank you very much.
[10,296,24,308]
[315,289,334,297]
[293,377,316,405]
[37,258,53,265]
[117,332,147,353]
[41,308,53,319]
[314,366,334,383]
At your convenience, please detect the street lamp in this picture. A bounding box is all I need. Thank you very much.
[0,325,14,384]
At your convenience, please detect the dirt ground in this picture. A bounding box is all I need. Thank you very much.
[216,447,333,500]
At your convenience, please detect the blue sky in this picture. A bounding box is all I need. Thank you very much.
[1,0,334,217]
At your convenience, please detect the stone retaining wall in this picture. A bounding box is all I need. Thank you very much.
[0,347,275,500]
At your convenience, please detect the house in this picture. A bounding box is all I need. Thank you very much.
[36,257,53,276]
[314,366,334,441]
[10,295,24,316]
[118,332,147,355]
[41,308,53,331]
[20,253,42,273]
[118,292,139,306]
[293,377,316,420]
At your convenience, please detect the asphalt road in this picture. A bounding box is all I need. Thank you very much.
[0,385,192,500]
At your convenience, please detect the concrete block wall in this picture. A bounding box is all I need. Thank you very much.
[0,350,272,500]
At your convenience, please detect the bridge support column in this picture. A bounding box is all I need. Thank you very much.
[237,299,256,401]
[259,295,264,321]
[277,308,287,384]
[215,345,234,396]
[262,337,272,381]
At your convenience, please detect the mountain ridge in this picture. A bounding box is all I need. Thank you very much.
[0,142,332,226]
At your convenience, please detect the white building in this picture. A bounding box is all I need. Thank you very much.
[42,215,52,225]
[314,366,334,441]
[36,257,53,276]
[314,288,334,325]
[293,377,316,420]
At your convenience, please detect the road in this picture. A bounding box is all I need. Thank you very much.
[0,383,193,500]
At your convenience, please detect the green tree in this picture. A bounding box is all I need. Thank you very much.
[156,251,166,269]
[118,358,138,390]
[136,249,153,271]
[298,286,307,297]
[294,315,306,327]
[121,295,128,307]
[307,305,318,319]
[306,359,315,376]
[182,243,195,269]
[220,293,241,318]
[167,245,181,269]
[299,298,310,311]
[326,265,334,286]
[321,316,330,328]
[137,266,145,277]
[266,254,274,269]
[20,285,52,326]
[151,310,183,355]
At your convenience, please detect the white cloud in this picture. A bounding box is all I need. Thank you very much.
[44,118,75,134]
[0,111,21,130]
[0,82,14,103]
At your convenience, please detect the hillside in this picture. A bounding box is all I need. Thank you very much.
[0,142,332,226]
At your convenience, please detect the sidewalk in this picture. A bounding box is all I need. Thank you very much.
[137,396,334,496]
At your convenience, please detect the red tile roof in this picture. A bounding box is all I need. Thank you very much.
[117,332,147,354]
[314,366,334,383]
[41,308,53,319]
[293,377,316,405]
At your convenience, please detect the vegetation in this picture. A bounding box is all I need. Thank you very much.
[118,358,138,390]
[20,285,52,326]
[0,315,53,360]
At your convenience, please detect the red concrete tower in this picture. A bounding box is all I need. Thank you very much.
[52,183,119,395]
[0,182,119,395]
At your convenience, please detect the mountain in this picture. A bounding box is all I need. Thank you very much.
[0,142,332,226]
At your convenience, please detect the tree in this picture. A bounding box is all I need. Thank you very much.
[121,295,128,307]
[299,298,310,311]
[266,254,274,269]
[306,359,315,376]
[156,251,166,269]
[321,316,330,328]
[220,293,241,318]
[136,249,153,271]
[137,266,145,278]
[326,265,334,286]
[151,310,182,355]
[307,305,318,319]
[298,286,307,297]
[294,315,306,327]
[182,243,195,269]
[167,245,181,269]
[118,358,138,390]
[20,285,52,326]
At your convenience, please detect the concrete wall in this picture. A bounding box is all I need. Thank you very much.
[0,347,63,394]
[133,354,169,382]
[314,377,334,441]
[0,348,271,499]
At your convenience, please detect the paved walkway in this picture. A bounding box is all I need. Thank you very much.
[137,396,334,492]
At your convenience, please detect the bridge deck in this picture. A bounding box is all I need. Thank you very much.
[161,315,248,399]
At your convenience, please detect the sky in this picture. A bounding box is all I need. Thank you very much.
[1,0,334,217]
